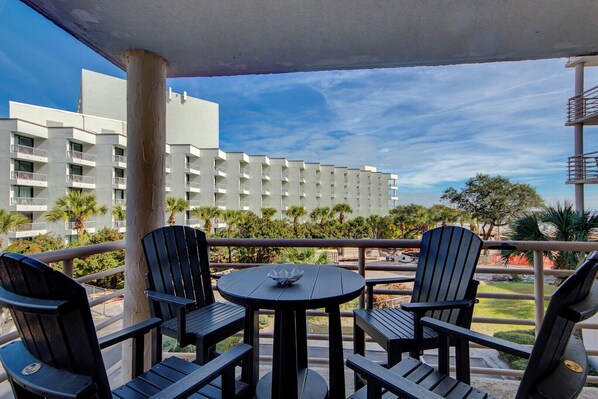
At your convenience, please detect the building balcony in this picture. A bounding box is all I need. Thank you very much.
[300,192,306,197]
[165,180,171,192]
[67,174,95,189]
[165,160,171,173]
[65,221,96,234]
[66,150,97,166]
[281,174,289,182]
[185,218,202,228]
[215,166,227,177]
[567,85,598,125]
[281,190,289,196]
[261,188,270,196]
[9,197,47,211]
[239,168,250,179]
[240,202,250,211]
[113,177,127,187]
[113,154,127,167]
[113,199,126,207]
[10,171,48,187]
[566,151,598,184]
[10,144,48,162]
[215,201,227,210]
[185,181,201,192]
[214,183,227,194]
[239,185,250,195]
[261,173,270,181]
[316,192,322,198]
[185,162,201,175]
[113,220,126,232]
[8,222,47,238]
[188,200,202,208]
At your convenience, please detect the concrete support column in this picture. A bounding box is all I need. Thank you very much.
[123,49,168,375]
[574,64,585,212]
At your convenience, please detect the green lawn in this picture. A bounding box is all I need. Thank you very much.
[472,281,556,335]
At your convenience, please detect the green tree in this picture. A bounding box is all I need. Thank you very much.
[442,174,544,240]
[5,233,64,254]
[73,227,125,289]
[505,202,598,270]
[112,204,126,221]
[429,204,460,227]
[366,214,390,239]
[165,197,188,225]
[192,206,222,233]
[332,203,353,224]
[389,204,433,238]
[45,191,108,236]
[309,207,331,226]
[0,209,29,248]
[261,207,277,220]
[285,205,307,226]
[279,248,330,264]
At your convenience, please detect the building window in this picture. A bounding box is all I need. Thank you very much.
[70,164,83,176]
[114,189,125,200]
[14,186,33,198]
[114,147,124,156]
[14,134,34,147]
[114,168,125,178]
[70,141,83,153]
[15,160,33,172]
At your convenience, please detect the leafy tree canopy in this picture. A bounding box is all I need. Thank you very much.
[442,174,543,240]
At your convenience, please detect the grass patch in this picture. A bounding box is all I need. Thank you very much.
[472,281,556,335]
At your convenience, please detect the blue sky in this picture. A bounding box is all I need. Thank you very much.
[2,0,597,208]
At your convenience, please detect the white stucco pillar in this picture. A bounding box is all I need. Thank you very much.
[123,49,167,374]
[574,63,585,212]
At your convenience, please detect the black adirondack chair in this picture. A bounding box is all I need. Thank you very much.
[142,225,245,364]
[348,251,598,399]
[353,226,483,376]
[0,252,251,399]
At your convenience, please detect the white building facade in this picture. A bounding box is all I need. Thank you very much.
[0,71,398,246]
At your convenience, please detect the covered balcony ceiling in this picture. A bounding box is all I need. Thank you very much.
[24,0,598,77]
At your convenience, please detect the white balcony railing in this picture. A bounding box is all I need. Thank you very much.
[67,174,95,185]
[215,183,227,191]
[113,221,126,229]
[10,171,47,182]
[186,181,201,190]
[11,144,47,158]
[188,200,202,208]
[10,197,47,206]
[67,150,97,163]
[113,177,127,185]
[113,154,127,164]
[113,199,126,206]
[215,166,227,176]
[185,162,201,174]
[240,167,250,177]
[14,223,46,232]
[65,221,95,230]
[185,218,201,226]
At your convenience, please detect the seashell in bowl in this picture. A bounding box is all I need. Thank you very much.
[267,268,304,287]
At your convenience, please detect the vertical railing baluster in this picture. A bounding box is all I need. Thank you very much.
[358,247,366,309]
[62,259,73,277]
[533,250,545,336]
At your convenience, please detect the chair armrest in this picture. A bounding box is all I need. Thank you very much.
[347,354,442,399]
[145,290,195,309]
[99,317,162,349]
[421,317,532,359]
[365,277,415,288]
[401,298,477,314]
[365,277,415,309]
[0,341,97,399]
[149,344,252,399]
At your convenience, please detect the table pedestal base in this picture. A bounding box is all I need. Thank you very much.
[256,369,328,399]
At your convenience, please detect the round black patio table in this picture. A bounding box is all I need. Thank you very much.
[217,264,365,399]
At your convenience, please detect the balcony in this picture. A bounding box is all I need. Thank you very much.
[239,168,250,179]
[65,221,96,234]
[8,222,47,238]
[113,176,127,187]
[113,199,126,207]
[281,174,289,182]
[9,197,47,211]
[10,171,48,187]
[261,187,271,196]
[66,150,97,166]
[113,220,126,232]
[567,85,598,125]
[188,200,202,208]
[239,185,250,195]
[261,173,270,181]
[240,202,250,211]
[567,151,598,184]
[113,154,127,167]
[185,181,201,192]
[165,180,171,192]
[10,144,48,162]
[185,161,201,175]
[215,166,227,177]
[215,200,227,210]
[214,183,227,194]
[165,160,171,173]
[185,218,202,227]
[67,174,95,189]
[281,190,289,196]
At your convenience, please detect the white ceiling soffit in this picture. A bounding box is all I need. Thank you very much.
[23,0,598,77]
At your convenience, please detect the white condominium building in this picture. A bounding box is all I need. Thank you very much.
[0,71,398,246]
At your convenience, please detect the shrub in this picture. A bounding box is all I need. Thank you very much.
[493,329,535,370]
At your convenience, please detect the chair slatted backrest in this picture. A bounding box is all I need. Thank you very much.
[142,226,214,321]
[516,251,598,399]
[412,226,483,323]
[0,252,111,398]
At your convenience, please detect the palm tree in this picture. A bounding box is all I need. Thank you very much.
[45,191,108,235]
[0,209,29,248]
[222,210,246,236]
[285,205,307,226]
[260,207,277,220]
[309,207,331,226]
[165,197,188,225]
[112,205,126,221]
[279,248,330,264]
[505,202,598,270]
[192,206,222,233]
[332,203,353,224]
